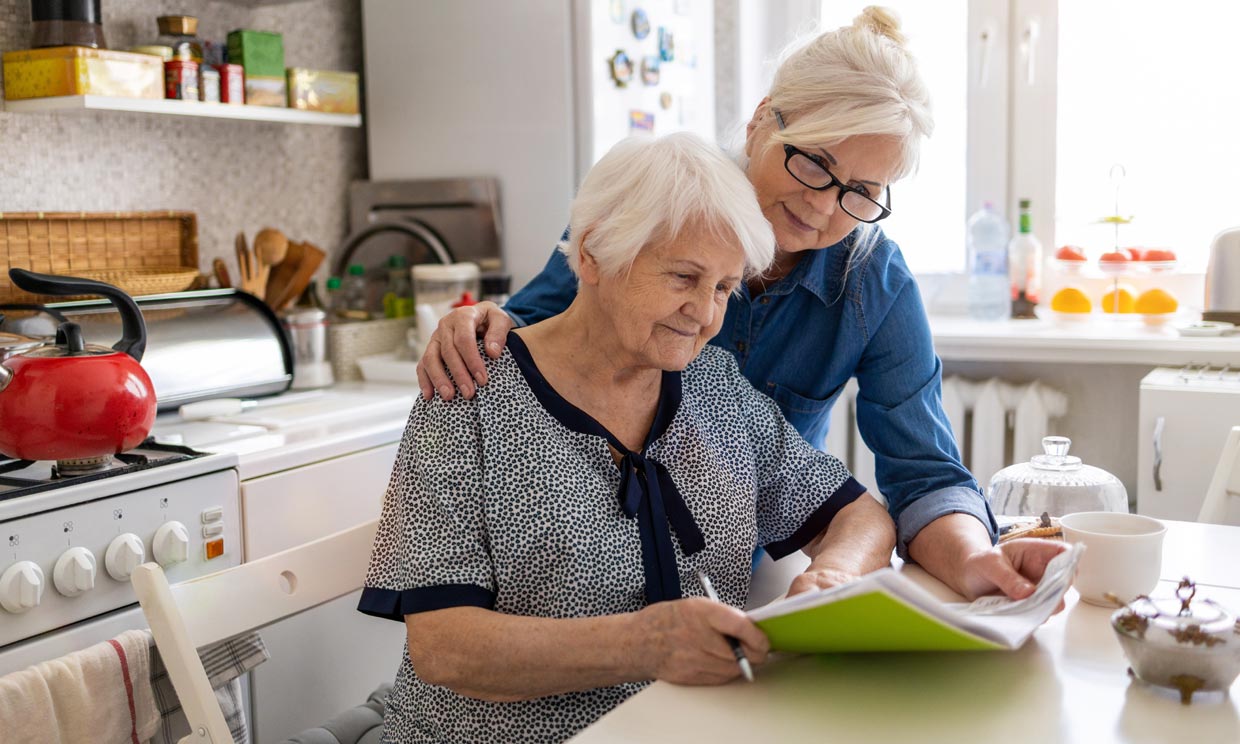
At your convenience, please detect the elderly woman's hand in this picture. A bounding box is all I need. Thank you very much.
[786,567,862,597]
[415,301,513,401]
[639,597,770,685]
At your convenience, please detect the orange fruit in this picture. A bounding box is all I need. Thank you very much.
[1135,288,1178,314]
[1051,287,1091,313]
[1100,286,1136,313]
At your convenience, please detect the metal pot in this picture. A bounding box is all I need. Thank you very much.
[0,269,155,461]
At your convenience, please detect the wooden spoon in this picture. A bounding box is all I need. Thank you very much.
[234,232,256,295]
[253,228,289,300]
[212,258,232,288]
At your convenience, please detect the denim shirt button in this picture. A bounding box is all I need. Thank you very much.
[759,296,771,305]
[736,340,747,352]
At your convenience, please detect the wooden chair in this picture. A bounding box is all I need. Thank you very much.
[1198,426,1240,526]
[132,520,380,744]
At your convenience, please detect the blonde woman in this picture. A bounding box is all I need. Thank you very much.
[362,132,895,742]
[417,7,1066,601]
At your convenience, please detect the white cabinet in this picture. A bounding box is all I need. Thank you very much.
[242,442,406,742]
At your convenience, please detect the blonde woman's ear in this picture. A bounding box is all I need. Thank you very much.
[744,96,773,159]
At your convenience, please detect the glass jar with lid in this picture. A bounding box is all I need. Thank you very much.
[413,262,481,317]
[156,15,203,62]
[987,435,1128,517]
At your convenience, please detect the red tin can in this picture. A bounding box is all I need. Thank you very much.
[218,63,244,104]
[165,59,199,100]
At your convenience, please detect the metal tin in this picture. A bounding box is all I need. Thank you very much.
[164,59,198,100]
[199,65,219,103]
[218,63,244,104]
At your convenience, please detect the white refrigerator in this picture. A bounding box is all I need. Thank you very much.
[361,0,716,288]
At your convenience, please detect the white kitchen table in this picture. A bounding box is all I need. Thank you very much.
[573,520,1240,744]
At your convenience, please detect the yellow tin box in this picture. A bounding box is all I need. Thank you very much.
[3,46,164,100]
[286,68,359,114]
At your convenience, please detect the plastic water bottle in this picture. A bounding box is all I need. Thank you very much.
[967,202,1010,321]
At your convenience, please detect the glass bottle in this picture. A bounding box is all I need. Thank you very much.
[382,255,414,318]
[341,264,371,321]
[156,15,203,62]
[1008,198,1043,319]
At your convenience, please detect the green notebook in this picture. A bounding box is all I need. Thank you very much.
[748,543,1082,653]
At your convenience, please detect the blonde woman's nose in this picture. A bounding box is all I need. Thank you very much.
[803,184,838,217]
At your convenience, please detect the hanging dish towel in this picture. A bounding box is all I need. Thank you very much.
[149,630,270,744]
[0,628,159,744]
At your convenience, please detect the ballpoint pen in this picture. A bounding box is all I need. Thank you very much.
[695,569,754,683]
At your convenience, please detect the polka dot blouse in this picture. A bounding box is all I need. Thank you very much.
[359,333,865,743]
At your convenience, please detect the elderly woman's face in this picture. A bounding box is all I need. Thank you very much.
[745,110,903,254]
[591,222,744,372]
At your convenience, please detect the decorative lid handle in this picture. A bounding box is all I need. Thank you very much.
[1042,436,1071,458]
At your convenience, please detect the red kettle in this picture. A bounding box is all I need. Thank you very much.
[0,269,156,462]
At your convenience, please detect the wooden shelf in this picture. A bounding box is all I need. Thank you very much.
[3,95,361,127]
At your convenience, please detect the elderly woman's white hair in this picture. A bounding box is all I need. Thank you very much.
[559,132,774,282]
[763,6,933,181]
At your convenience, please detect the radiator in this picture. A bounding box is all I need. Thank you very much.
[826,377,1067,499]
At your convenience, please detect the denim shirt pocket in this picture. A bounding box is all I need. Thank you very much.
[766,382,846,446]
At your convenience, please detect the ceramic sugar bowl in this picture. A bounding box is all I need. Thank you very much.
[1110,579,1240,704]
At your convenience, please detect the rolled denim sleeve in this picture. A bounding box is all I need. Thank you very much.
[502,229,578,327]
[853,272,998,558]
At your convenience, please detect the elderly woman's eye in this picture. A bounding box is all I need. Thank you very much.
[675,273,694,282]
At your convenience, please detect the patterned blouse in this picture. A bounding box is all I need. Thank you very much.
[359,332,865,743]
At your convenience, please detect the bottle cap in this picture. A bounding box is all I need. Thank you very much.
[326,276,341,290]
[347,264,365,276]
[452,291,478,308]
[387,255,408,268]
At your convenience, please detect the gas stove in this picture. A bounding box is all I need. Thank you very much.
[0,441,205,500]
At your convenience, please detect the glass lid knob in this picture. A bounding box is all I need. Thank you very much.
[1043,436,1071,457]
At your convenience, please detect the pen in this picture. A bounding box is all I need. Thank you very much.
[695,569,754,683]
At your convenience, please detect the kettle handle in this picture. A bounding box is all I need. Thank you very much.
[8,269,147,362]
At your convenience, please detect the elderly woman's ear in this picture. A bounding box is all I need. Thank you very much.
[576,229,603,287]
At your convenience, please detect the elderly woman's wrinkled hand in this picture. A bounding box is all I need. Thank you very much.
[639,597,770,685]
[415,301,513,401]
[786,567,862,597]
[957,538,1070,609]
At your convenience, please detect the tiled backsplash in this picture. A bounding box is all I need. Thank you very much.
[0,0,366,282]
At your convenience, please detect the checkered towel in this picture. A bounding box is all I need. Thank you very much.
[148,631,270,744]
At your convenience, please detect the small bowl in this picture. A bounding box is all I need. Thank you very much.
[1110,579,1240,704]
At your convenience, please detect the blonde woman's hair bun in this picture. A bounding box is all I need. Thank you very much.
[853,5,906,47]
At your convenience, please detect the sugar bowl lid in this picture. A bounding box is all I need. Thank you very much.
[1112,578,1237,644]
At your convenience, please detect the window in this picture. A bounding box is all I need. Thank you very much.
[819,2,969,273]
[1054,1,1240,271]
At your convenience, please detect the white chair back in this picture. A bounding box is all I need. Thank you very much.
[132,520,379,744]
[1198,426,1240,526]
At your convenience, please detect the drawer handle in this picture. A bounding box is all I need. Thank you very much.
[1152,416,1165,492]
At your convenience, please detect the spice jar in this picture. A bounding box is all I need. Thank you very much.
[988,436,1128,517]
[1111,578,1240,704]
[156,15,203,62]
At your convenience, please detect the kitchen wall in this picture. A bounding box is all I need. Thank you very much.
[0,0,366,277]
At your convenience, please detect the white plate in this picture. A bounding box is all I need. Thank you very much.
[1174,320,1236,337]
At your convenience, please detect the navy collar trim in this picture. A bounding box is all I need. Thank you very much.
[506,331,704,603]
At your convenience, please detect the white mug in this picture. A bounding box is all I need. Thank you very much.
[1060,512,1166,606]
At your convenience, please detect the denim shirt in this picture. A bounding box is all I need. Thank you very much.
[505,228,998,557]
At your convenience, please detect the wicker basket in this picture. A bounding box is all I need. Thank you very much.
[0,211,199,304]
[328,316,415,382]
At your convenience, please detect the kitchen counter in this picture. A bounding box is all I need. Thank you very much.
[930,316,1240,365]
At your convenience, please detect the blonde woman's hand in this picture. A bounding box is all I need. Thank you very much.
[638,597,769,685]
[957,537,1069,610]
[415,301,513,401]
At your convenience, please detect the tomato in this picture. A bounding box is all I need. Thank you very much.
[1142,248,1176,262]
[1099,251,1130,263]
[1055,245,1087,261]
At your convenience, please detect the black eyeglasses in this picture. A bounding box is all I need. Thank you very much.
[772,110,892,223]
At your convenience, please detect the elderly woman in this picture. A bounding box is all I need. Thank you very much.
[417,7,1067,603]
[359,132,895,742]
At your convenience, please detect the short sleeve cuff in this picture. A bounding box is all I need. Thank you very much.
[357,584,496,622]
[895,486,998,561]
[501,306,530,328]
[764,476,867,560]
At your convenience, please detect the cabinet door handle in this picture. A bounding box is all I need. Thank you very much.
[1152,416,1165,492]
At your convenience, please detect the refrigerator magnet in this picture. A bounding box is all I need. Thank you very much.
[659,91,673,110]
[641,56,660,86]
[630,110,655,132]
[609,50,634,88]
[610,0,625,24]
[631,8,651,40]
[658,27,675,62]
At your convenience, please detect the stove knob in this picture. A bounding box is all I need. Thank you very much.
[153,522,190,568]
[105,533,146,581]
[53,547,98,597]
[0,561,45,613]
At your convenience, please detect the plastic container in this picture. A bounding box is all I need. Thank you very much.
[340,264,370,321]
[966,202,1010,321]
[987,436,1129,517]
[413,262,480,317]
